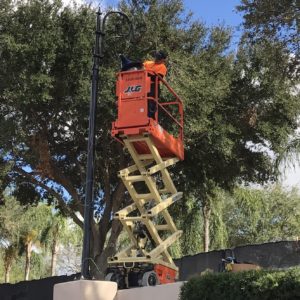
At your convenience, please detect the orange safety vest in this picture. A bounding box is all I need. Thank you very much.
[143,60,167,77]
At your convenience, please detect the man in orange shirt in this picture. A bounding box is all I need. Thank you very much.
[120,50,168,75]
[143,50,168,77]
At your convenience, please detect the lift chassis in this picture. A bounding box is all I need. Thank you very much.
[107,70,184,288]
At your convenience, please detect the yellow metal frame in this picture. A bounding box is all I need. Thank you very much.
[109,134,182,271]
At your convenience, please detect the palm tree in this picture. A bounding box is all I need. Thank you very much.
[0,197,24,282]
[40,212,67,276]
[3,244,18,283]
[19,204,51,280]
[21,229,39,281]
[276,134,300,182]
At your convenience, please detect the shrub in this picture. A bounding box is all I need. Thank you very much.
[180,268,300,300]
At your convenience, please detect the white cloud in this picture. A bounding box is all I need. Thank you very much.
[60,0,110,11]
[61,0,85,7]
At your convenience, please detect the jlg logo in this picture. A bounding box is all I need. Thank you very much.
[124,85,142,93]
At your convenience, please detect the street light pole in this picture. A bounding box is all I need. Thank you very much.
[81,7,132,279]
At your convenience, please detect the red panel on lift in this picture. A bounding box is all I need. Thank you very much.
[115,70,151,128]
[112,119,184,161]
[112,70,184,161]
[154,264,177,284]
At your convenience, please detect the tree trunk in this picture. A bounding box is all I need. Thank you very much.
[89,180,126,279]
[51,239,59,276]
[202,201,211,252]
[24,242,32,281]
[4,245,16,283]
[4,264,11,283]
[92,220,123,279]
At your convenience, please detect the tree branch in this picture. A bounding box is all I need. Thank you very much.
[14,167,83,229]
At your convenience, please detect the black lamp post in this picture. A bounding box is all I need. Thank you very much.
[81,7,132,279]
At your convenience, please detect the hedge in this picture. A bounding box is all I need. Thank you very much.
[180,268,300,300]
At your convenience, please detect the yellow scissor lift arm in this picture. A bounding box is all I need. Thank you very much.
[106,135,182,288]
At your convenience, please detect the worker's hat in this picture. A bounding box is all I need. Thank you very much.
[152,50,168,61]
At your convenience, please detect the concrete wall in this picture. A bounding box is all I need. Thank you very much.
[115,282,183,300]
[54,280,118,300]
[53,280,184,300]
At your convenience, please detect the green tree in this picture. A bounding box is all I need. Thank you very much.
[0,197,23,244]
[0,197,49,282]
[177,196,203,256]
[181,22,300,251]
[237,0,299,72]
[3,245,18,283]
[40,211,69,276]
[18,204,52,280]
[0,195,82,282]
[0,196,24,282]
[56,221,83,275]
[223,186,300,247]
[170,25,300,252]
[1,0,300,277]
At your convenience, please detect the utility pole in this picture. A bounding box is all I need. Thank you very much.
[81,7,132,279]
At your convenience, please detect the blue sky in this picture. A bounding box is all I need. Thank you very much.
[104,0,243,27]
[184,0,243,48]
[184,0,242,27]
[103,0,244,48]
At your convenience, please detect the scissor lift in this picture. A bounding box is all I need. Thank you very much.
[107,69,184,288]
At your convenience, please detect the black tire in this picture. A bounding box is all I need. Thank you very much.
[105,271,126,289]
[141,271,159,286]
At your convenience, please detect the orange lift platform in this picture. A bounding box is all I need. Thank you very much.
[107,69,184,289]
